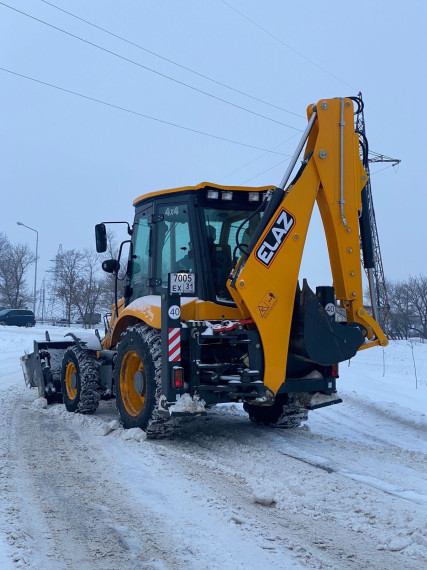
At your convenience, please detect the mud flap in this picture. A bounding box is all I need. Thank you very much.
[303,283,365,365]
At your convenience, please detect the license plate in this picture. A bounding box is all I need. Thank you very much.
[169,273,196,294]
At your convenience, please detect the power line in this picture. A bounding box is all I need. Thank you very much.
[40,0,305,121]
[216,132,298,182]
[368,150,401,167]
[0,1,302,132]
[218,0,356,91]
[0,66,291,155]
[241,157,290,185]
[370,163,399,176]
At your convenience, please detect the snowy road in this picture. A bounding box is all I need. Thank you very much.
[0,327,426,569]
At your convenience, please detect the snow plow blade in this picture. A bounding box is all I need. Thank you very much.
[21,333,74,403]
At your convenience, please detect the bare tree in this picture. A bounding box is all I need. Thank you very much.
[0,233,9,261]
[0,238,34,309]
[49,249,84,323]
[406,275,427,339]
[73,250,107,327]
[387,280,413,339]
[387,276,427,339]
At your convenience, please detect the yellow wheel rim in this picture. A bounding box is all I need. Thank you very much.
[65,361,77,401]
[120,350,146,417]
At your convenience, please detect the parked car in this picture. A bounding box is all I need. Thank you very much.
[0,309,36,327]
[54,319,69,327]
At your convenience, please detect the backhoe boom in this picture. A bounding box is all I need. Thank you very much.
[227,97,387,395]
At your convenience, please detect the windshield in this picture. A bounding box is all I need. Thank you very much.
[202,206,262,301]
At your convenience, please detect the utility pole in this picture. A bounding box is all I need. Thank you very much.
[354,92,400,335]
[40,277,46,324]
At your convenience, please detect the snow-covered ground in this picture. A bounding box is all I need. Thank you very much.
[0,324,426,569]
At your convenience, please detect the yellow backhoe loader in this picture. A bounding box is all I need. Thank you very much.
[22,96,388,436]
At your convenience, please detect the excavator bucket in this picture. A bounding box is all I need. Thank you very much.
[301,281,366,365]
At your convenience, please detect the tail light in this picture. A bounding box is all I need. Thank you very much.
[172,367,184,389]
[331,364,339,378]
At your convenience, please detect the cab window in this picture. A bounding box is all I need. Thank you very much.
[156,204,192,289]
[130,213,151,300]
[203,207,262,301]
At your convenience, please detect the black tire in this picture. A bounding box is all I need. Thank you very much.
[243,396,308,429]
[0,321,6,326]
[114,324,168,434]
[60,346,100,414]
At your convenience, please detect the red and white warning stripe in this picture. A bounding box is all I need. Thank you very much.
[168,327,181,362]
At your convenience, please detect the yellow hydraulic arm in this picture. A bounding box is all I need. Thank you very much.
[227,97,388,396]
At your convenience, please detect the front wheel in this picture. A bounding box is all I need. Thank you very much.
[60,346,100,414]
[114,324,169,435]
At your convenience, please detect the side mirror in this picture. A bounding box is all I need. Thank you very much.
[102,259,120,274]
[95,223,107,253]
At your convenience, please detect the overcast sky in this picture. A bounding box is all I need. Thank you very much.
[1,0,425,296]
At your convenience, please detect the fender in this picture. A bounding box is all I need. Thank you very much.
[65,332,102,351]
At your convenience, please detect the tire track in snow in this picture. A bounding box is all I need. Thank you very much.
[1,389,202,569]
[163,409,427,568]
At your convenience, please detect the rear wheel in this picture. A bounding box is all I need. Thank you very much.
[114,324,172,436]
[60,346,100,414]
[243,396,308,429]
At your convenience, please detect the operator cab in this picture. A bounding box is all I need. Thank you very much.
[128,183,274,306]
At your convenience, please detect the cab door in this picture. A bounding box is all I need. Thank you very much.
[127,205,152,303]
[152,202,193,293]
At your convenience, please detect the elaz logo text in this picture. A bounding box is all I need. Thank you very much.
[255,208,295,267]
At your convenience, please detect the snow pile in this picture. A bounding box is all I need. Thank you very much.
[122,427,147,442]
[32,397,47,409]
[169,393,206,414]
[94,419,120,436]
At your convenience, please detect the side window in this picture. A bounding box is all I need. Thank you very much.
[130,214,151,300]
[156,204,191,287]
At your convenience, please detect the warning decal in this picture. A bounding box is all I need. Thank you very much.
[257,291,277,318]
[168,327,181,361]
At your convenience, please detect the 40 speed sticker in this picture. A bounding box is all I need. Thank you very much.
[325,303,335,317]
[168,305,181,319]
